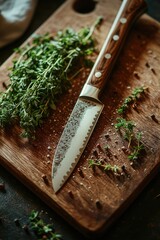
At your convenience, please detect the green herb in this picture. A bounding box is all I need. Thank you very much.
[117,86,145,114]
[29,210,62,240]
[89,159,120,173]
[104,144,110,150]
[117,96,132,114]
[114,117,144,159]
[0,21,100,138]
[115,86,146,162]
[131,87,145,99]
[128,132,144,161]
[115,117,135,147]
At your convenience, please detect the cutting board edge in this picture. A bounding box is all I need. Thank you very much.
[0,0,160,237]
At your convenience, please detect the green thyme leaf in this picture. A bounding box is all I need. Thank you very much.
[117,86,145,114]
[29,210,62,240]
[128,131,144,161]
[89,159,120,173]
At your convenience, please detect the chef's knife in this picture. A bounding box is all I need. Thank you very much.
[52,0,147,192]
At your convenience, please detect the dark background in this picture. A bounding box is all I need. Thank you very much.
[0,0,160,239]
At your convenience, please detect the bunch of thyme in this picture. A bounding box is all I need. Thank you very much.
[0,21,100,138]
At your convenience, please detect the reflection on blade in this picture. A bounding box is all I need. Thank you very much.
[52,98,103,192]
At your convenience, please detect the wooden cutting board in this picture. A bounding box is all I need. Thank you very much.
[0,0,160,238]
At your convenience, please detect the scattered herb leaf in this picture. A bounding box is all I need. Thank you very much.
[117,86,145,114]
[115,117,144,162]
[89,159,120,173]
[128,132,144,161]
[29,210,62,240]
[115,117,135,147]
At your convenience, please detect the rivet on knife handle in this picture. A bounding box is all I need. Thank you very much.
[80,0,147,100]
[52,0,147,193]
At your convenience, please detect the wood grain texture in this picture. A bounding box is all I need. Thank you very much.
[0,0,160,238]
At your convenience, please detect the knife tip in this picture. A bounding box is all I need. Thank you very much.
[52,179,61,193]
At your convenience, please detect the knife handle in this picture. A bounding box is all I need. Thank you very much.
[80,0,147,100]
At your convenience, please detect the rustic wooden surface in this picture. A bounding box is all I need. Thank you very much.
[0,0,160,237]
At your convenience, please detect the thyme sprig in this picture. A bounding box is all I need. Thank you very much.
[117,86,145,114]
[29,210,62,240]
[114,117,144,161]
[0,23,99,138]
[115,117,135,147]
[128,132,144,161]
[89,159,120,173]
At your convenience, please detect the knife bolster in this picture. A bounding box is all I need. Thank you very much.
[80,84,101,102]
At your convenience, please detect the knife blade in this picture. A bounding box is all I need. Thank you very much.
[52,0,147,192]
